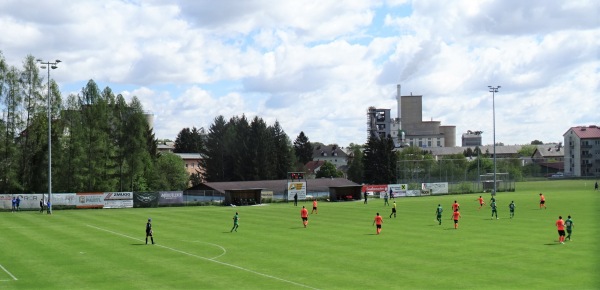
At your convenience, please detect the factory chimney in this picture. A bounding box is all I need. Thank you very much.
[397,84,401,121]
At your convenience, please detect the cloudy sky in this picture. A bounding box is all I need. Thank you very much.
[1,0,598,147]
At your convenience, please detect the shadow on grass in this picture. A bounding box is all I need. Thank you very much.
[544,243,561,246]
[131,243,148,246]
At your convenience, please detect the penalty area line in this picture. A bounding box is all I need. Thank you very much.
[86,225,319,290]
[0,264,18,281]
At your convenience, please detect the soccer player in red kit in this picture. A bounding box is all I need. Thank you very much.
[556,216,566,244]
[373,212,383,234]
[301,206,309,228]
[452,209,461,229]
[539,193,546,209]
[477,196,485,210]
[452,200,460,212]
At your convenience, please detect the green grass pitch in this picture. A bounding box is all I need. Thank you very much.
[0,180,598,289]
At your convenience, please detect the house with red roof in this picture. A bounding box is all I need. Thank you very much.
[304,160,326,178]
[563,125,600,177]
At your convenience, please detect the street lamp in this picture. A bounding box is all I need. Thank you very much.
[488,86,500,196]
[37,59,61,214]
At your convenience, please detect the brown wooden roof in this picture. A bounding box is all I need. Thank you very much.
[188,178,360,194]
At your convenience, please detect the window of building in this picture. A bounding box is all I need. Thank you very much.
[437,140,441,147]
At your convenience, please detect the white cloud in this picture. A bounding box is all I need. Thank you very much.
[0,0,598,146]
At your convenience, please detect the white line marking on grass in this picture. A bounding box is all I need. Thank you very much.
[181,240,227,260]
[87,225,319,290]
[0,264,18,281]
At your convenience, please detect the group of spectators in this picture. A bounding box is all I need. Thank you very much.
[10,196,51,214]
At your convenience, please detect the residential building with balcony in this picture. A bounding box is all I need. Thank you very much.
[563,125,600,177]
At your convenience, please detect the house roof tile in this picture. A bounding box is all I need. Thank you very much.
[305,161,326,173]
[564,126,600,139]
[532,144,564,158]
[312,145,348,158]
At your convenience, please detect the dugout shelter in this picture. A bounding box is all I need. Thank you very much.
[328,185,363,201]
[188,178,360,205]
[224,189,263,206]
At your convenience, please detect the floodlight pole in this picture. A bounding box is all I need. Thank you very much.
[488,86,500,196]
[37,59,61,214]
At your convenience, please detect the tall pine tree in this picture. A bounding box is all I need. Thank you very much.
[346,144,364,183]
[270,121,294,179]
[202,115,229,182]
[293,131,313,166]
[174,127,204,153]
[363,135,397,184]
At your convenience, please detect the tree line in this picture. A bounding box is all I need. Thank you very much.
[0,53,312,193]
[174,124,366,185]
[174,124,398,185]
[11,53,534,193]
[0,53,188,194]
